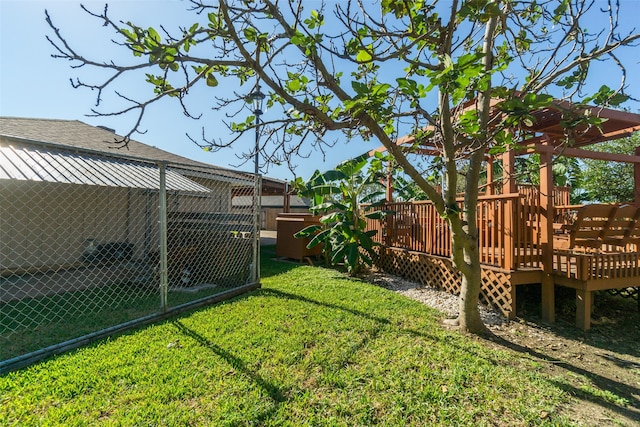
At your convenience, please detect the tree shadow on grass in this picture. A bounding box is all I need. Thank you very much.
[260,287,510,369]
[259,245,308,278]
[171,319,287,426]
[484,332,640,424]
[516,285,640,359]
[170,297,388,425]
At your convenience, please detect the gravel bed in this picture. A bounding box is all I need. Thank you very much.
[366,270,506,326]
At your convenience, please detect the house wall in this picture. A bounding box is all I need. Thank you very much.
[0,180,131,270]
[0,177,236,272]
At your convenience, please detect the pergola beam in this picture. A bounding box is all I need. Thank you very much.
[522,143,640,163]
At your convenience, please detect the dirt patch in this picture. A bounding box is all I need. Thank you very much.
[484,288,640,426]
[369,272,640,426]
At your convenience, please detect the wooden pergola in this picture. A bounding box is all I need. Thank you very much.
[367,100,640,330]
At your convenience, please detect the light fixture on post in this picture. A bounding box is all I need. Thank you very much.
[247,84,265,175]
[246,83,265,285]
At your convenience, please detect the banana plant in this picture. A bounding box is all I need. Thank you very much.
[293,155,392,275]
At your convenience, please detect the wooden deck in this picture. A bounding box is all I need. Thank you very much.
[367,188,640,330]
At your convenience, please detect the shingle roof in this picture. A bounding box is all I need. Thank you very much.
[0,117,212,167]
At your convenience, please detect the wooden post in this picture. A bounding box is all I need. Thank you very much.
[504,197,515,270]
[539,138,555,323]
[284,182,291,213]
[486,156,494,195]
[502,149,516,194]
[501,151,515,270]
[635,146,640,206]
[576,289,592,330]
[385,159,393,247]
[386,160,393,202]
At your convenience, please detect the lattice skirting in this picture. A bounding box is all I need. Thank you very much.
[605,287,639,301]
[377,247,515,318]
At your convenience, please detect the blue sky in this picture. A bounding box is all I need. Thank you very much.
[1,1,639,182]
[0,0,364,181]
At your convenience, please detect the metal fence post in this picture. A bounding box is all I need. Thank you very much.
[253,174,262,285]
[158,161,169,312]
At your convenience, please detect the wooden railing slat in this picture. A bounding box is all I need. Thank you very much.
[366,193,539,270]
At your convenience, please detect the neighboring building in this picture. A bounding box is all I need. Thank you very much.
[233,193,311,230]
[0,117,255,275]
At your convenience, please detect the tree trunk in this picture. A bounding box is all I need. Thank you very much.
[457,244,487,333]
[449,223,488,334]
[449,2,498,335]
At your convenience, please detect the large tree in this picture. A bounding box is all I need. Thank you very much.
[579,134,638,203]
[47,0,639,333]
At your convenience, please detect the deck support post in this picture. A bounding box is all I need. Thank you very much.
[541,276,555,322]
[576,289,592,330]
[539,137,555,323]
[385,159,394,247]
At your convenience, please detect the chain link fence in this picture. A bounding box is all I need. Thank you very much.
[0,141,260,370]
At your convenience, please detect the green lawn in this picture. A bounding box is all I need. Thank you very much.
[0,278,243,361]
[0,246,573,426]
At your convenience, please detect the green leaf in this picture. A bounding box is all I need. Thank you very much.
[119,28,136,42]
[336,157,367,176]
[294,224,322,238]
[350,81,369,97]
[290,32,306,46]
[287,79,301,92]
[320,212,342,224]
[305,229,331,249]
[321,170,348,182]
[608,92,629,106]
[356,49,372,63]
[365,210,392,220]
[345,245,359,270]
[147,27,161,43]
[243,27,257,42]
[206,74,219,87]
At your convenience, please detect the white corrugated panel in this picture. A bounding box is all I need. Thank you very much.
[0,144,211,193]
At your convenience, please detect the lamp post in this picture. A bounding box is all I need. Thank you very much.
[248,85,265,175]
[247,85,265,285]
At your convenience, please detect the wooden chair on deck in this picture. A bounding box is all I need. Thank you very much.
[601,204,640,247]
[619,207,640,249]
[553,204,617,251]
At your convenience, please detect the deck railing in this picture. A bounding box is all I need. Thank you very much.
[367,193,543,271]
[553,250,640,281]
[518,184,571,207]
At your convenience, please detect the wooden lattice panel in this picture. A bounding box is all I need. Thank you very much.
[479,269,514,318]
[605,287,639,301]
[378,247,515,318]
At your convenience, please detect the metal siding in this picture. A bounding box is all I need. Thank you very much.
[35,149,81,184]
[0,146,29,180]
[0,144,211,193]
[12,146,55,181]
